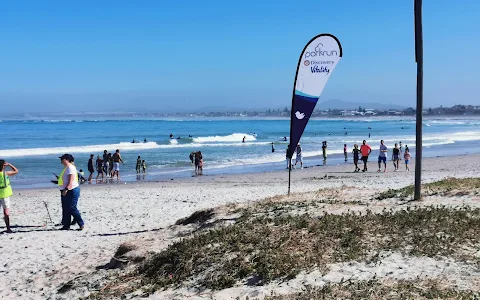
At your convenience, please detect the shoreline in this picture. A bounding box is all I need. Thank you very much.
[12,152,480,192]
[11,147,480,190]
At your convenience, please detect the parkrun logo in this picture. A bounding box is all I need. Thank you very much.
[304,43,339,58]
[310,65,330,74]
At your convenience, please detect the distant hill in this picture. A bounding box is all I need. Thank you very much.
[317,100,407,111]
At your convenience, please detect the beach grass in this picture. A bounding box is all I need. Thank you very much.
[86,177,480,299]
[263,279,480,299]
[90,206,480,298]
[376,177,480,200]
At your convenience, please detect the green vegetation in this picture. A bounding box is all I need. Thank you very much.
[263,279,480,299]
[89,206,480,298]
[89,177,480,299]
[376,177,480,200]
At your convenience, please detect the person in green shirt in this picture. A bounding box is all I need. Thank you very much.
[0,160,19,233]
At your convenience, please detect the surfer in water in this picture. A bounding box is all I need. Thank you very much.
[283,136,287,141]
[242,136,246,143]
[169,133,173,139]
[271,142,275,153]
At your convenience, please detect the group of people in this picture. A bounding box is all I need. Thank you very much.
[85,149,124,182]
[189,151,204,175]
[84,150,148,182]
[349,140,411,173]
[1,154,86,233]
[285,140,412,173]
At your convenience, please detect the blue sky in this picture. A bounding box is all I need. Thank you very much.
[0,0,479,113]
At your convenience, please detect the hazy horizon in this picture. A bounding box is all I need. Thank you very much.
[1,1,479,114]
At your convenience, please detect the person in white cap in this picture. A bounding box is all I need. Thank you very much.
[294,143,303,169]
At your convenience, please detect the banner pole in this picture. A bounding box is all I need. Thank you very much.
[414,0,423,200]
[288,159,292,196]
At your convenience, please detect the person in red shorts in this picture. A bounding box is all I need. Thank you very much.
[360,140,372,172]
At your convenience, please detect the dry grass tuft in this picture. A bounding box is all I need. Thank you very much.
[376,177,480,200]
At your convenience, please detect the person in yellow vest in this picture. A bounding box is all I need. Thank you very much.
[0,160,18,233]
[58,154,84,231]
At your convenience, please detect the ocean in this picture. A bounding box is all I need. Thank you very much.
[1,116,480,189]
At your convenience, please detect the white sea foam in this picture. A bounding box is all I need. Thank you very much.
[193,133,256,143]
[0,141,272,157]
[0,142,162,157]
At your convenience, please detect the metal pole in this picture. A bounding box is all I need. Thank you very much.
[288,156,292,196]
[44,201,53,224]
[414,0,423,200]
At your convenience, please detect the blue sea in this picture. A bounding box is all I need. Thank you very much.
[1,115,480,189]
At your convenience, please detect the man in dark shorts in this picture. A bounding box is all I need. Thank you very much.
[360,140,372,172]
[87,154,95,182]
[377,140,388,172]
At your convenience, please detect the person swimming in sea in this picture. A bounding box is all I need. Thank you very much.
[170,133,173,139]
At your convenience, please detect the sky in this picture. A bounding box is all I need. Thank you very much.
[0,0,479,114]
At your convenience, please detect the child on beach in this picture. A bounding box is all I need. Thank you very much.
[343,144,347,161]
[141,160,147,173]
[0,160,19,233]
[404,149,411,171]
[352,144,360,172]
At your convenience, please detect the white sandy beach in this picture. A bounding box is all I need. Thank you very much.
[1,154,479,299]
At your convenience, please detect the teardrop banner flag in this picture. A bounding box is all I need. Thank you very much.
[287,34,342,159]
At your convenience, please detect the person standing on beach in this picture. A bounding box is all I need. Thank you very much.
[198,151,204,175]
[377,140,388,172]
[404,149,411,171]
[95,155,104,181]
[352,144,360,172]
[360,140,372,172]
[271,142,275,153]
[102,150,108,174]
[0,160,19,233]
[286,145,291,169]
[194,151,203,175]
[108,153,114,177]
[392,143,400,171]
[322,141,327,161]
[142,160,147,173]
[58,154,84,231]
[399,142,403,160]
[294,143,303,169]
[136,156,142,174]
[87,154,94,182]
[343,144,348,161]
[112,149,124,181]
